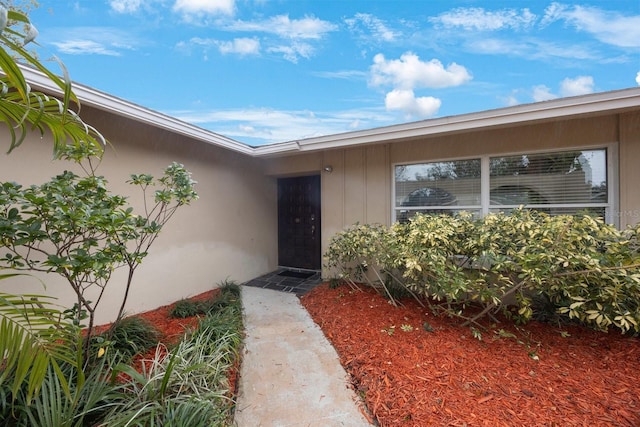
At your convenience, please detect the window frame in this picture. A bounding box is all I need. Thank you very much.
[392,143,618,225]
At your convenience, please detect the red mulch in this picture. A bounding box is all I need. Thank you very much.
[300,283,640,427]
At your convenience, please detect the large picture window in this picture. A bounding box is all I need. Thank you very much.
[394,148,611,222]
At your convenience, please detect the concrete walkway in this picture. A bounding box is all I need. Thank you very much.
[234,285,372,427]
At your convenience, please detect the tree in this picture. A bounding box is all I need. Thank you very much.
[0,152,198,361]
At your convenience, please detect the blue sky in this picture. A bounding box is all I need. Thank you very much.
[28,0,640,146]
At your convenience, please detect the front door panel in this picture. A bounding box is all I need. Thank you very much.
[278,175,321,270]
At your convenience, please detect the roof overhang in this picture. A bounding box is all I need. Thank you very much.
[19,65,640,159]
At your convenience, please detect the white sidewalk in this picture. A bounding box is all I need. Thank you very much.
[234,285,372,427]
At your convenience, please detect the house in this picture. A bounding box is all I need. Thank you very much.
[2,67,639,323]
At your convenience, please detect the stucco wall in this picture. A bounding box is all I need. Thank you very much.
[0,107,277,324]
[264,112,639,276]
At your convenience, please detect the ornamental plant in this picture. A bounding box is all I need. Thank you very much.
[1,1,109,405]
[1,3,105,156]
[323,222,420,306]
[325,209,640,333]
[0,145,198,361]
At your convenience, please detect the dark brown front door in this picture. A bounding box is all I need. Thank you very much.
[278,175,321,270]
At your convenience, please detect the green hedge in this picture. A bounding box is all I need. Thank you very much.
[325,209,640,333]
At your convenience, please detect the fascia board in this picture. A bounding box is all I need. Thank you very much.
[19,65,255,156]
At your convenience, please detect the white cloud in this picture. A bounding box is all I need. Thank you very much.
[179,36,260,57]
[542,2,640,48]
[218,38,260,55]
[52,40,122,56]
[503,95,520,107]
[636,72,640,86]
[271,15,335,39]
[312,70,367,80]
[173,0,235,16]
[385,89,441,118]
[109,0,145,13]
[468,37,596,63]
[47,27,136,56]
[531,76,594,103]
[344,13,399,42]
[227,15,336,40]
[267,41,314,63]
[219,14,335,62]
[532,85,557,102]
[560,76,594,97]
[171,107,395,144]
[370,52,472,89]
[430,7,537,31]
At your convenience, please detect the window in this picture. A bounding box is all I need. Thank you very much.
[395,159,481,221]
[489,150,608,217]
[394,148,612,222]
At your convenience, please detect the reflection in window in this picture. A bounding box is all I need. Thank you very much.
[491,185,548,205]
[395,159,481,221]
[398,187,458,221]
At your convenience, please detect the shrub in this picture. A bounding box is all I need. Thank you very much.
[325,210,640,333]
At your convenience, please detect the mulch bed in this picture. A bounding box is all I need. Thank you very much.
[300,283,640,427]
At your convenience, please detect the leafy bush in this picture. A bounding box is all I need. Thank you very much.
[325,210,640,333]
[170,281,242,318]
[323,223,415,306]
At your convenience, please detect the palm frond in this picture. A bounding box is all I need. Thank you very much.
[0,292,81,403]
[1,23,106,158]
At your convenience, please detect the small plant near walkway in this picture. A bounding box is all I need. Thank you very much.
[104,282,243,427]
[325,209,640,334]
[1,282,244,426]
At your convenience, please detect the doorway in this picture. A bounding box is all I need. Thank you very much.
[277,175,321,270]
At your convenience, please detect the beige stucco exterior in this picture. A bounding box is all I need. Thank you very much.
[1,76,639,324]
[0,105,278,324]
